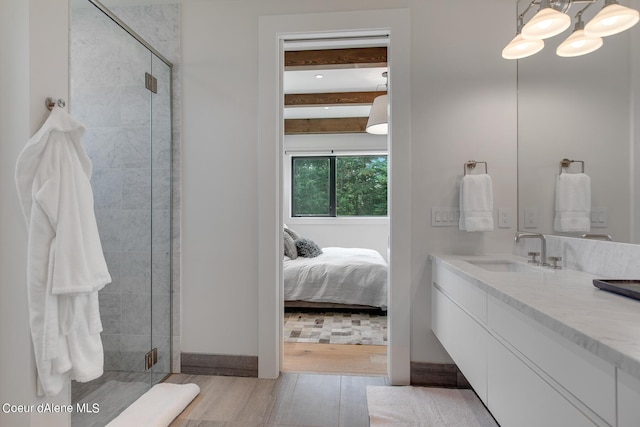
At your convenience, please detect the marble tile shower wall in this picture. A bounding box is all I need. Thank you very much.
[70,4,181,375]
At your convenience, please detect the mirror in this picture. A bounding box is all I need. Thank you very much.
[517,0,640,243]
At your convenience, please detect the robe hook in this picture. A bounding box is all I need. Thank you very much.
[46,97,66,111]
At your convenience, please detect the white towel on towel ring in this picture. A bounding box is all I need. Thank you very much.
[459,173,494,232]
[554,172,591,232]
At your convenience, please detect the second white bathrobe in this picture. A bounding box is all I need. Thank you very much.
[16,106,111,396]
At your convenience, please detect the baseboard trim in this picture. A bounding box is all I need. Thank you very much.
[180,355,465,385]
[410,362,470,388]
[181,353,258,377]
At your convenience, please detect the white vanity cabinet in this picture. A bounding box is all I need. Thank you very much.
[431,266,488,403]
[431,259,624,427]
[618,369,640,427]
[487,336,598,426]
[488,295,614,426]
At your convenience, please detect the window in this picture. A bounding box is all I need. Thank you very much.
[291,155,388,217]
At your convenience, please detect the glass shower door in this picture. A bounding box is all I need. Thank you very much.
[70,1,173,424]
[150,53,173,384]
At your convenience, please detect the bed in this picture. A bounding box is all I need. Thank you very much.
[283,247,388,310]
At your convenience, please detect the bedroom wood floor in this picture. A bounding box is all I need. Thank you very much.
[283,342,387,376]
[167,372,388,427]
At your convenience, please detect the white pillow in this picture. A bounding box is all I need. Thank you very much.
[284,226,301,241]
[283,232,298,259]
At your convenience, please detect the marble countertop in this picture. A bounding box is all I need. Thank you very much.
[430,253,640,380]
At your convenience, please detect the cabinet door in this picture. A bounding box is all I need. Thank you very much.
[432,263,486,323]
[432,286,488,403]
[618,368,640,427]
[488,296,615,424]
[488,338,597,427]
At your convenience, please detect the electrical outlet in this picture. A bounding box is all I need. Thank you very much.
[591,207,608,228]
[524,207,538,228]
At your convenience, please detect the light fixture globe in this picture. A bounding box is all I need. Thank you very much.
[366,94,388,135]
[522,2,571,39]
[557,18,603,57]
[584,1,639,37]
[502,33,545,59]
[556,29,603,57]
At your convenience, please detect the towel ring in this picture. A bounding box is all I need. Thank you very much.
[46,97,66,111]
[464,160,488,176]
[559,158,585,174]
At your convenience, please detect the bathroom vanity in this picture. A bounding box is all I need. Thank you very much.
[431,254,640,427]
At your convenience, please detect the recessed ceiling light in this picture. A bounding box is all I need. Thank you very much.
[314,74,324,79]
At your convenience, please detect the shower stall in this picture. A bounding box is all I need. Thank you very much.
[69,1,178,424]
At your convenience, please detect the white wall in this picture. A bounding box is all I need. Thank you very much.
[408,0,518,362]
[181,0,517,365]
[0,0,71,426]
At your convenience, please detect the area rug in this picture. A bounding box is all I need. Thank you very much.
[284,311,387,345]
[367,386,498,427]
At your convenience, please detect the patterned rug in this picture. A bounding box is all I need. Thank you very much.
[284,311,387,345]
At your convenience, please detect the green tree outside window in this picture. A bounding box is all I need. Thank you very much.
[292,155,387,217]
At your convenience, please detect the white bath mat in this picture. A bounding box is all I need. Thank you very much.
[106,382,200,427]
[367,386,498,427]
[73,380,149,427]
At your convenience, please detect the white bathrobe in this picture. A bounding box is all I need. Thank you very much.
[15,106,111,397]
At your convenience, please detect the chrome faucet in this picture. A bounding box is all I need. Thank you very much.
[515,232,548,266]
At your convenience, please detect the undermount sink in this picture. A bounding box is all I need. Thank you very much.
[464,259,544,273]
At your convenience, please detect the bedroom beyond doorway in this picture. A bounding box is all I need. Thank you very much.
[280,33,390,377]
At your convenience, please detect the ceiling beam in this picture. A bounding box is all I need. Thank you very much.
[284,91,386,107]
[285,47,387,70]
[285,117,369,134]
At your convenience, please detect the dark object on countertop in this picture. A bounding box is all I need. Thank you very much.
[593,279,640,301]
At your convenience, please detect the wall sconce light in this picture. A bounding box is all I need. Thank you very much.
[584,0,639,36]
[522,0,572,39]
[503,16,546,59]
[557,12,603,57]
[503,0,639,60]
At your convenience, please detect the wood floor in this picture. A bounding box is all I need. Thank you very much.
[167,372,388,427]
[283,342,387,376]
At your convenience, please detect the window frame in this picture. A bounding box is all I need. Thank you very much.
[290,154,388,218]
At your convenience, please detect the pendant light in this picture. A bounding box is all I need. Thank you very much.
[557,13,603,57]
[502,16,545,59]
[366,72,388,135]
[522,0,571,40]
[584,0,639,37]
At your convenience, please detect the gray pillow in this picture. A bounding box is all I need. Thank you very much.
[283,232,298,259]
[284,226,301,241]
[295,237,323,258]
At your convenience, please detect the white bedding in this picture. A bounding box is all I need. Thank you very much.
[283,247,388,310]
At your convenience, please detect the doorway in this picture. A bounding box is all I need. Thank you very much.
[280,36,390,376]
[257,9,412,385]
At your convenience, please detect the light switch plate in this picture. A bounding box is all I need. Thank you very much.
[431,207,460,227]
[498,208,511,228]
